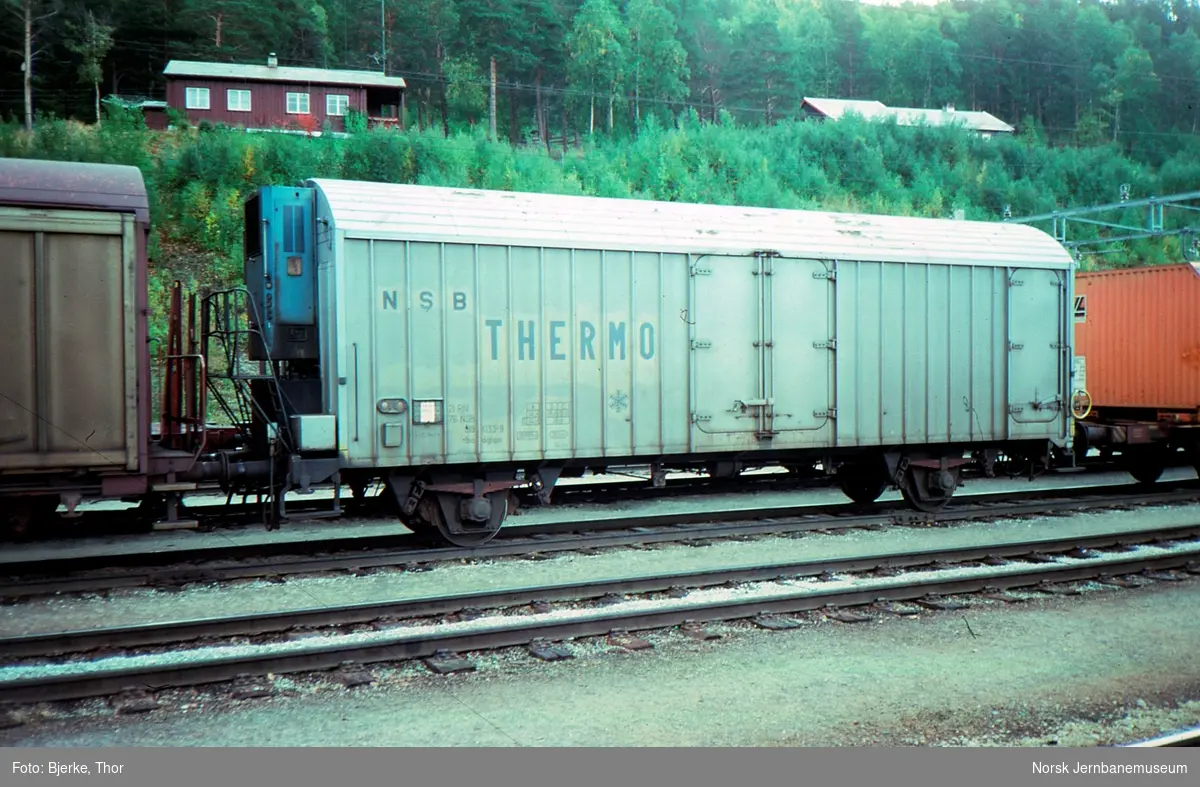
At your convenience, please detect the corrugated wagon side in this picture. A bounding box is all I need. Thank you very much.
[249,180,1076,545]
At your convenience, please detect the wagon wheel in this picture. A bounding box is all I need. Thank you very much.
[992,453,1028,479]
[410,492,507,548]
[399,508,442,541]
[2,496,59,540]
[994,452,1049,480]
[899,484,952,514]
[898,466,961,514]
[836,462,888,505]
[1125,447,1167,486]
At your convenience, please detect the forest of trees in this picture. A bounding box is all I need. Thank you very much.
[3,0,1200,160]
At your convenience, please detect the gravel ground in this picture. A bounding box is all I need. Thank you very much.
[6,501,1200,637]
[3,576,1199,747]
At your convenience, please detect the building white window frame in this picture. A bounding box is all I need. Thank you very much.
[326,93,350,117]
[286,92,310,114]
[185,86,210,110]
[227,89,252,112]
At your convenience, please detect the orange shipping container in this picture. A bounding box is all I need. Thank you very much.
[1073,263,1200,413]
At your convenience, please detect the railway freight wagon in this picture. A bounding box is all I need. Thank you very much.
[234,180,1077,545]
[1072,263,1200,482]
[0,159,205,532]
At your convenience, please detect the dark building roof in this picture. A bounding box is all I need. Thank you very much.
[164,59,407,90]
[0,158,150,226]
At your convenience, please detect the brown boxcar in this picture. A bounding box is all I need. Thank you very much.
[1072,262,1200,481]
[0,159,153,526]
[0,158,246,534]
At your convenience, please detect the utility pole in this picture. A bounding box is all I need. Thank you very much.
[489,57,497,142]
[23,0,32,133]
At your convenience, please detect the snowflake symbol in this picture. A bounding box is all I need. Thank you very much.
[608,391,629,413]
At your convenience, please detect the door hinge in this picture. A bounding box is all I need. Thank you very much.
[691,339,712,350]
[814,408,837,419]
[691,413,712,423]
[1008,404,1025,414]
[1009,342,1024,351]
[813,269,836,280]
[752,340,774,348]
[813,339,837,350]
[1050,342,1067,349]
[690,266,712,276]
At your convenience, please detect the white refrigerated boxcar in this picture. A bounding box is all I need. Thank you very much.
[247,180,1075,545]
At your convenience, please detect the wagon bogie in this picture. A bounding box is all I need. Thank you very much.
[891,453,968,513]
[386,471,520,546]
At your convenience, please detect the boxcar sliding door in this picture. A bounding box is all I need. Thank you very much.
[1006,267,1069,440]
[688,252,835,453]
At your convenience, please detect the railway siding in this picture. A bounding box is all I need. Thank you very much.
[2,524,1199,705]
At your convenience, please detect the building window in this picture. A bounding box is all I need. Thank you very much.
[286,92,310,114]
[327,94,349,117]
[185,87,210,110]
[227,89,252,112]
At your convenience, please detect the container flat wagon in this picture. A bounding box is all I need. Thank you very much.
[234,180,1076,545]
[1072,263,1200,482]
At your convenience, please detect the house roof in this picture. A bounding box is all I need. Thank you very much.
[164,60,406,90]
[801,97,891,120]
[802,97,1014,133]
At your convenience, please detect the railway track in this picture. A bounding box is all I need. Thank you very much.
[17,457,1187,541]
[4,482,1200,600]
[1126,728,1200,747]
[2,521,1198,706]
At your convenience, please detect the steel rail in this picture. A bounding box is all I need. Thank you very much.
[3,484,1199,600]
[12,478,1198,578]
[1,534,1198,705]
[5,522,1200,661]
[1124,728,1200,747]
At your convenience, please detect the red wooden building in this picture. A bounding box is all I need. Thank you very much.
[163,55,406,133]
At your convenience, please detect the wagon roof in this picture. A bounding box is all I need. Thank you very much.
[1075,262,1200,280]
[0,158,150,225]
[307,179,1074,269]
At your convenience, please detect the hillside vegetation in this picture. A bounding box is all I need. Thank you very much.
[5,0,1200,164]
[3,107,1197,346]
